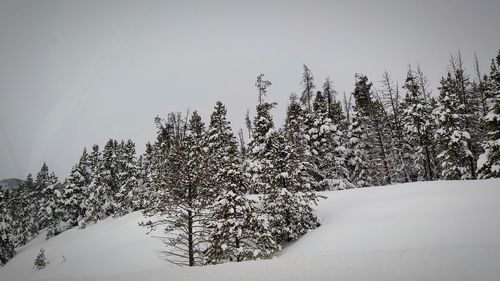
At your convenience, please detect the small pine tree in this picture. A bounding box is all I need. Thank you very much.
[33,249,48,270]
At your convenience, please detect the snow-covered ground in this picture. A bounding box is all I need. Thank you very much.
[1,179,500,281]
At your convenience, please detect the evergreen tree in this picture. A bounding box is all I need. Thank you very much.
[434,73,474,180]
[82,143,117,226]
[378,72,413,183]
[345,75,380,187]
[62,148,91,227]
[478,50,500,178]
[9,174,37,246]
[115,139,138,215]
[323,78,346,130]
[449,52,483,177]
[401,70,438,181]
[203,101,279,264]
[34,163,62,237]
[305,90,347,189]
[143,111,208,266]
[132,142,154,210]
[261,130,321,243]
[246,75,276,194]
[0,189,15,266]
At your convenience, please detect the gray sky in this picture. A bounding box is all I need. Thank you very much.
[1,0,499,180]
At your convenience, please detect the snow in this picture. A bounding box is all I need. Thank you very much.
[477,149,490,169]
[2,179,500,281]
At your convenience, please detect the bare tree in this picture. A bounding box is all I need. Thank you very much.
[300,64,315,111]
[255,74,272,105]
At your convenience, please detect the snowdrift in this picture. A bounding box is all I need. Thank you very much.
[1,179,500,281]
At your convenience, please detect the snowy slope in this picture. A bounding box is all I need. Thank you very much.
[1,179,500,281]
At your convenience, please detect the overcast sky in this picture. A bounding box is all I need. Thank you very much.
[0,0,499,180]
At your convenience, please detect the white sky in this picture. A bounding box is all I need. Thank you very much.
[1,0,499,180]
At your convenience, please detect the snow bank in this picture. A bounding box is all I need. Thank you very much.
[1,179,500,281]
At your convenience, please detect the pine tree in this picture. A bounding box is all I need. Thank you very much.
[378,72,414,183]
[87,139,120,221]
[203,101,279,264]
[401,70,438,181]
[82,143,116,226]
[34,163,62,237]
[434,73,474,180]
[132,142,154,210]
[261,130,321,243]
[477,50,500,178]
[449,52,483,178]
[115,139,138,215]
[33,249,48,270]
[323,78,346,130]
[9,174,37,246]
[62,148,91,227]
[345,75,381,187]
[305,90,347,189]
[0,189,15,266]
[246,75,276,194]
[148,113,183,210]
[143,111,209,266]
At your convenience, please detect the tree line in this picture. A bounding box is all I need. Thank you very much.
[1,49,499,267]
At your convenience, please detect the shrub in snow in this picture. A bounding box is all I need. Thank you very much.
[33,249,48,270]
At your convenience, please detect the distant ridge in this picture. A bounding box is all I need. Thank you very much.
[0,178,24,190]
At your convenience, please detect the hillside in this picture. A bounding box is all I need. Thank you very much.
[1,179,499,281]
[0,178,24,190]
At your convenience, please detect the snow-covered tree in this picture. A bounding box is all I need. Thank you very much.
[246,75,276,194]
[132,142,154,210]
[34,163,63,238]
[478,50,500,178]
[345,75,380,187]
[401,70,438,181]
[306,90,347,189]
[434,73,474,180]
[62,148,91,227]
[0,189,15,266]
[323,78,347,130]
[143,111,209,266]
[115,139,138,215]
[82,143,117,226]
[203,101,279,264]
[8,174,37,246]
[261,130,321,243]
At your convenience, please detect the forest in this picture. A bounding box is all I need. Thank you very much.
[1,49,499,267]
